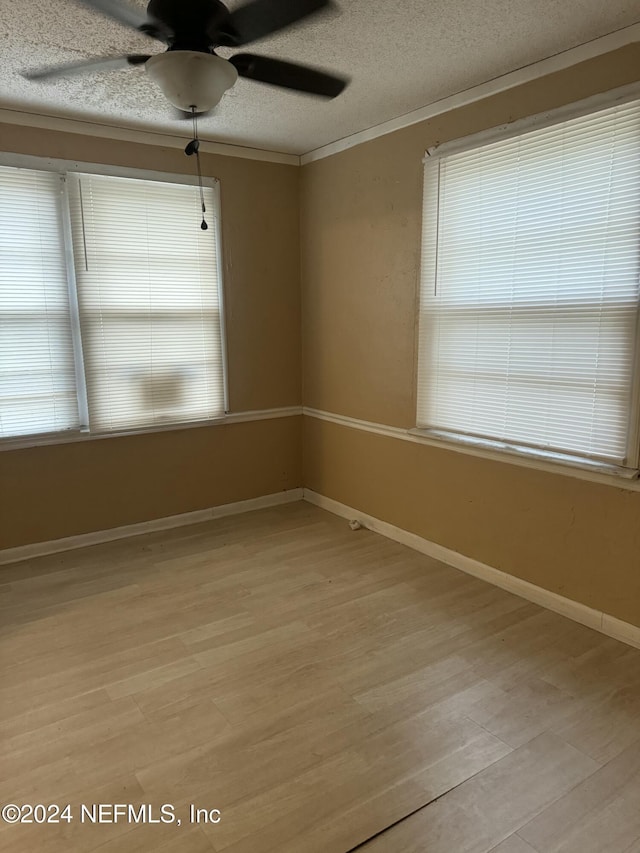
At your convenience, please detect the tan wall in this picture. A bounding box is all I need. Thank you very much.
[0,125,302,548]
[301,44,640,627]
[3,418,301,549]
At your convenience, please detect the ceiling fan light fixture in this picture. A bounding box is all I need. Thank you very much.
[145,51,238,112]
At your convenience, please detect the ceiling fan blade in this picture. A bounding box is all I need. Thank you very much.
[229,53,347,98]
[220,0,332,46]
[23,54,151,81]
[76,0,167,39]
[77,0,146,28]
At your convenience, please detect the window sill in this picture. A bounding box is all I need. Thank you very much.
[0,407,303,452]
[303,408,640,490]
[408,428,640,482]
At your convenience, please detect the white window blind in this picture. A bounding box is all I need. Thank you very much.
[417,99,640,466]
[0,166,80,438]
[68,173,225,433]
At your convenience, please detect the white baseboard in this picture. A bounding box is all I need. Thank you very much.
[303,489,640,651]
[0,489,304,566]
[6,485,639,651]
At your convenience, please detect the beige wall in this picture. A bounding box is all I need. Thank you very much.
[301,44,640,627]
[3,418,301,549]
[4,45,640,628]
[0,125,302,548]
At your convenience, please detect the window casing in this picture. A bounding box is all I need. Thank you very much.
[416,97,640,473]
[0,159,226,443]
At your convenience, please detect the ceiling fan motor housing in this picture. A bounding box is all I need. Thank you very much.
[145,51,238,112]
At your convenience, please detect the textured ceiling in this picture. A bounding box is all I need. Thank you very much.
[1,0,639,155]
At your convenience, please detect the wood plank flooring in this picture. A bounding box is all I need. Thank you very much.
[1,502,640,852]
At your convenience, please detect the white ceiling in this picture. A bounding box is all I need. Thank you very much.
[1,0,639,155]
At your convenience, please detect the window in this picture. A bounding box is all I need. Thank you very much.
[0,168,80,438]
[0,162,225,441]
[417,98,640,470]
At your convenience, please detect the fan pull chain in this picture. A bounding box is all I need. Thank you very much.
[185,108,208,230]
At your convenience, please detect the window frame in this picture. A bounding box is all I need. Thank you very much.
[0,152,229,450]
[414,85,640,480]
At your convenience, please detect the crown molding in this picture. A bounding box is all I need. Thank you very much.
[2,22,639,168]
[0,106,300,165]
[300,22,640,165]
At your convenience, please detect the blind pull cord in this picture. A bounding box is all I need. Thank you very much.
[78,179,89,271]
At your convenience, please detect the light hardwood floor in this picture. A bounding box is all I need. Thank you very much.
[1,502,640,852]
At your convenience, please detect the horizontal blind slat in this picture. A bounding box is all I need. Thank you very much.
[68,173,225,433]
[418,99,640,464]
[0,166,80,438]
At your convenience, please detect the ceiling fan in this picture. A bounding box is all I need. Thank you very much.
[23,0,349,115]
